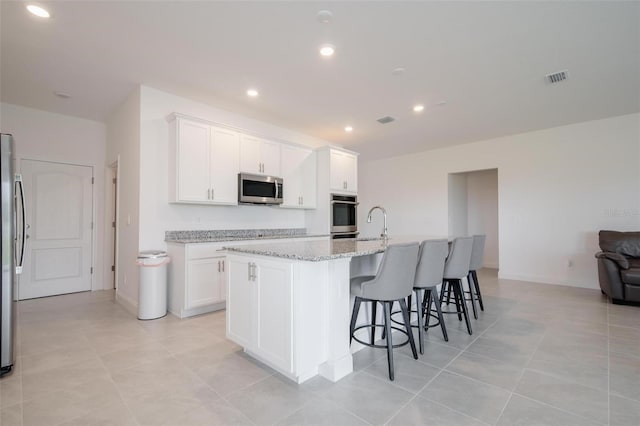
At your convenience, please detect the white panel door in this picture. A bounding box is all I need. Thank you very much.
[20,160,93,300]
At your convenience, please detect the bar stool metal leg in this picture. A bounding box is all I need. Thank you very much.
[371,301,377,345]
[399,299,418,359]
[383,302,394,380]
[350,297,361,344]
[430,287,449,341]
[472,270,485,311]
[415,288,425,354]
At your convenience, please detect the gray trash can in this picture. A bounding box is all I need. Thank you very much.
[136,250,170,320]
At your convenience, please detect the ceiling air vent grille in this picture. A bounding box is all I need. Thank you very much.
[377,116,395,124]
[546,70,569,84]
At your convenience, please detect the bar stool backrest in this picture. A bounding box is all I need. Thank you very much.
[414,239,448,288]
[469,235,486,271]
[360,243,419,301]
[443,237,473,280]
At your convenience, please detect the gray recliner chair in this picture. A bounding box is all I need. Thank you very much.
[595,230,640,304]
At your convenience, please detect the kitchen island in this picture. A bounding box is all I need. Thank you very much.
[223,236,441,384]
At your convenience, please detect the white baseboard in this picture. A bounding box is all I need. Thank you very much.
[115,291,138,316]
[498,272,598,290]
[482,263,499,269]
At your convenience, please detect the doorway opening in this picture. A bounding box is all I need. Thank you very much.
[448,168,499,270]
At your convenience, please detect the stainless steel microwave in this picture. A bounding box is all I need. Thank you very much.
[238,173,283,205]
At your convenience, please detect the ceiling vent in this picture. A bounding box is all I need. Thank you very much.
[546,70,569,84]
[377,116,395,124]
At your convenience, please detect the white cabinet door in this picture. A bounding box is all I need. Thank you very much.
[227,257,255,349]
[281,145,316,208]
[177,120,211,202]
[210,126,240,204]
[330,149,357,194]
[186,257,224,309]
[240,134,281,176]
[239,134,262,174]
[260,139,281,177]
[255,259,292,373]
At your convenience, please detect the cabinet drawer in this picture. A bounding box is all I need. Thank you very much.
[188,243,224,260]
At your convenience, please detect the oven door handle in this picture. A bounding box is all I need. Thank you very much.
[331,201,359,205]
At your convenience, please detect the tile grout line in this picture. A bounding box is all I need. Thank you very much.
[384,309,503,425]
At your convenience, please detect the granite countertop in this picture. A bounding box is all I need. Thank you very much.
[223,235,448,262]
[165,228,329,244]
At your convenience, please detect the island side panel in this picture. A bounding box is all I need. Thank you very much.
[317,257,354,382]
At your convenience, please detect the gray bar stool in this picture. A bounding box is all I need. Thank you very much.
[390,239,449,352]
[349,242,420,380]
[413,239,449,353]
[439,236,474,335]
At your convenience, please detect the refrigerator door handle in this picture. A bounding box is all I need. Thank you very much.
[14,174,25,274]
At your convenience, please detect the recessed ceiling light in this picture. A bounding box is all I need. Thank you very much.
[344,126,353,133]
[54,91,71,99]
[317,10,333,24]
[246,89,259,97]
[26,4,50,18]
[319,44,335,57]
[413,104,425,112]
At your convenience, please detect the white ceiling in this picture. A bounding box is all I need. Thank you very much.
[1,1,639,160]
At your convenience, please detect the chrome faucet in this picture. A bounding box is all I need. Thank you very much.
[367,206,388,239]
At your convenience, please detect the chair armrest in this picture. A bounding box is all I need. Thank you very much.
[595,252,629,269]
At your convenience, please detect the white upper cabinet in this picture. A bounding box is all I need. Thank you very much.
[329,149,358,194]
[210,126,240,204]
[280,145,316,209]
[240,134,281,176]
[168,115,239,205]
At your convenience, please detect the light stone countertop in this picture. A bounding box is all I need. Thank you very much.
[223,235,449,262]
[165,228,328,244]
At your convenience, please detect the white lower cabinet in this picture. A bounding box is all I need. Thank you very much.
[186,256,226,309]
[167,242,226,318]
[227,256,293,373]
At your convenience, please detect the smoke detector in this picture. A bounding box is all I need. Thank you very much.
[377,116,395,124]
[546,70,569,84]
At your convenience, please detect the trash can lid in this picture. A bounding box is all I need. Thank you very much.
[138,250,168,259]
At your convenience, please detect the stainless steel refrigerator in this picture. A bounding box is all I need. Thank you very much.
[1,133,25,376]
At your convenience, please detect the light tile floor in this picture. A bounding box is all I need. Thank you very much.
[1,269,640,425]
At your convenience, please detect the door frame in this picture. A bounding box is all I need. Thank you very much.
[105,158,120,290]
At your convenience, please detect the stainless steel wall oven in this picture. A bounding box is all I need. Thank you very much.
[330,194,358,238]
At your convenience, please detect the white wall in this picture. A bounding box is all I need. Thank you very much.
[467,169,499,268]
[359,113,640,289]
[105,89,141,308]
[138,86,330,251]
[0,102,107,291]
[447,173,468,238]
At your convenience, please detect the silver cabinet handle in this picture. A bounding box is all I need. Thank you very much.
[222,260,224,272]
[217,260,221,273]
[211,188,214,200]
[207,188,210,199]
[248,262,252,280]
[301,196,303,205]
